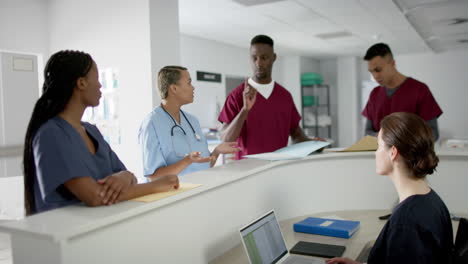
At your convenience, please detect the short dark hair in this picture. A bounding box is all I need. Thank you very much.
[364,43,393,61]
[158,66,187,99]
[251,35,274,47]
[380,112,438,179]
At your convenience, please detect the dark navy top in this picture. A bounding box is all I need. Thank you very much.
[368,189,453,264]
[32,116,126,213]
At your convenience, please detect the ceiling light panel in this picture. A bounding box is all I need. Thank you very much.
[413,1,468,22]
[394,0,451,11]
[359,0,414,31]
[316,31,353,40]
[432,23,468,36]
[323,35,366,47]
[294,18,345,35]
[232,0,287,6]
[179,0,443,56]
[252,0,322,24]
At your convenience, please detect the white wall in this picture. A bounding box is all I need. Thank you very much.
[300,57,320,74]
[0,0,48,219]
[180,35,252,128]
[0,0,182,218]
[0,0,49,59]
[0,176,23,219]
[280,56,302,119]
[48,0,154,177]
[0,53,39,179]
[395,49,468,139]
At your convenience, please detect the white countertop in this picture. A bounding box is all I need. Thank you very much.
[0,150,466,242]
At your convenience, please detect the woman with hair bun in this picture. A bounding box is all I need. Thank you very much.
[23,50,179,215]
[327,112,453,264]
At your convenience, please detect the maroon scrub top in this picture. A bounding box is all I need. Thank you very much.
[218,82,301,159]
[362,77,443,132]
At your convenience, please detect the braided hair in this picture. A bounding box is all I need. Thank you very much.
[23,50,93,215]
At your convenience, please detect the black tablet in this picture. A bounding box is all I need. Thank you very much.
[289,241,345,258]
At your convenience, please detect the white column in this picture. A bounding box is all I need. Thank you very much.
[149,0,181,107]
[49,0,181,178]
[337,56,360,147]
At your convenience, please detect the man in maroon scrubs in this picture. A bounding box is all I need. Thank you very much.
[362,43,443,221]
[362,43,442,140]
[218,35,316,160]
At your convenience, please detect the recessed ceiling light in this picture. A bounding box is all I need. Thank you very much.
[316,31,353,40]
[449,18,468,25]
[232,0,286,6]
[372,34,382,41]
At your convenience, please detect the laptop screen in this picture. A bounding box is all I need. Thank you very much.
[240,211,288,264]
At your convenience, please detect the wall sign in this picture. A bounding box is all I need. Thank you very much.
[197,71,221,83]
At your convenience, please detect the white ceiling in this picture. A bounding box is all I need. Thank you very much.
[179,0,468,58]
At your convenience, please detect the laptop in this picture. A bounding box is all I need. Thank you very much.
[240,210,325,264]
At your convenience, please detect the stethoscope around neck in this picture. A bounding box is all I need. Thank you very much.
[161,106,201,141]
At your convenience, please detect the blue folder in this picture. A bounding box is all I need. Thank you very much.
[293,217,360,239]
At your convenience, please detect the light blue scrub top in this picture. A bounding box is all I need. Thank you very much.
[139,106,210,177]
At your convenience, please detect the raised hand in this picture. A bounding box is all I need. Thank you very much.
[186,151,214,163]
[242,79,257,112]
[311,136,327,142]
[213,142,241,155]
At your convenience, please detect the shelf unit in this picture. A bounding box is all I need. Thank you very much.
[301,84,332,139]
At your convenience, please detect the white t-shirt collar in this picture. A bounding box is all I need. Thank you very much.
[247,77,275,99]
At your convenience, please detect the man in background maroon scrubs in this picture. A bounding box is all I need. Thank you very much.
[362,43,443,221]
[362,43,442,140]
[218,35,318,160]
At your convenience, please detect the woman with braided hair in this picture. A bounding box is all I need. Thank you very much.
[326,112,453,264]
[23,50,179,215]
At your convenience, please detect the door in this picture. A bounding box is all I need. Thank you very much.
[0,52,39,219]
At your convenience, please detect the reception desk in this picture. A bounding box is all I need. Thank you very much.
[0,151,467,264]
[210,209,465,263]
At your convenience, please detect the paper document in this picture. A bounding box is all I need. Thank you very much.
[131,182,202,202]
[244,141,330,161]
[331,135,378,152]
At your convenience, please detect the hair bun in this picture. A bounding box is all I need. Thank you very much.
[412,149,439,177]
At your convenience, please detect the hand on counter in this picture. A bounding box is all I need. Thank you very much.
[326,257,361,264]
[151,174,180,192]
[98,171,136,205]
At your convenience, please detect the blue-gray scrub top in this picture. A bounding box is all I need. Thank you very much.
[32,116,126,213]
[139,107,210,177]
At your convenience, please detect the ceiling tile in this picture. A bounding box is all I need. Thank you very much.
[252,0,322,23]
[178,0,466,57]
